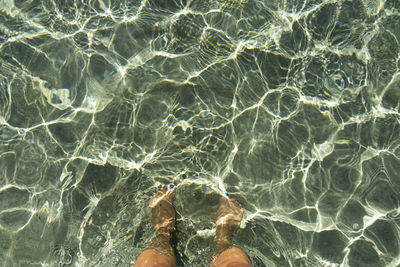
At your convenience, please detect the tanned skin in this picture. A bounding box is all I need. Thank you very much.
[134,186,251,267]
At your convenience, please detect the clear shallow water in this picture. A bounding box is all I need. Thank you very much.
[0,0,400,266]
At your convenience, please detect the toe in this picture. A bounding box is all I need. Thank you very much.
[150,185,176,207]
[226,197,240,208]
[165,185,176,198]
[160,186,169,194]
[231,198,242,208]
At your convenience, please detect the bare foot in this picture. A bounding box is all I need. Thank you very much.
[149,185,176,235]
[216,195,244,247]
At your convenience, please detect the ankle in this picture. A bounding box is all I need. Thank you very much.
[216,234,232,245]
[216,227,234,245]
[215,240,233,255]
[148,234,174,258]
[156,228,171,238]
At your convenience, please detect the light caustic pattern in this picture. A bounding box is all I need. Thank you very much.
[0,0,399,266]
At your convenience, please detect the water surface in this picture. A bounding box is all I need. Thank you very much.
[0,0,400,266]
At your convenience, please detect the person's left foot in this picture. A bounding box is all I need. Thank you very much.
[149,185,176,235]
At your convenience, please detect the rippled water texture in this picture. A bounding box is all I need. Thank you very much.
[1,0,400,266]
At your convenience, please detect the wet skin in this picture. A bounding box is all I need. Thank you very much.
[134,186,251,267]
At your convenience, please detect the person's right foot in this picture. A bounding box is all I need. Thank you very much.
[215,195,244,246]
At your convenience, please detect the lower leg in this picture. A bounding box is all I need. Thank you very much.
[134,186,177,267]
[135,233,175,267]
[211,247,251,267]
[210,196,252,267]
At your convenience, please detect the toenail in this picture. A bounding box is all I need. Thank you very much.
[169,184,175,189]
[224,192,229,198]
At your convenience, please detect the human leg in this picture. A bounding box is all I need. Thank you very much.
[134,185,177,267]
[210,196,252,267]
